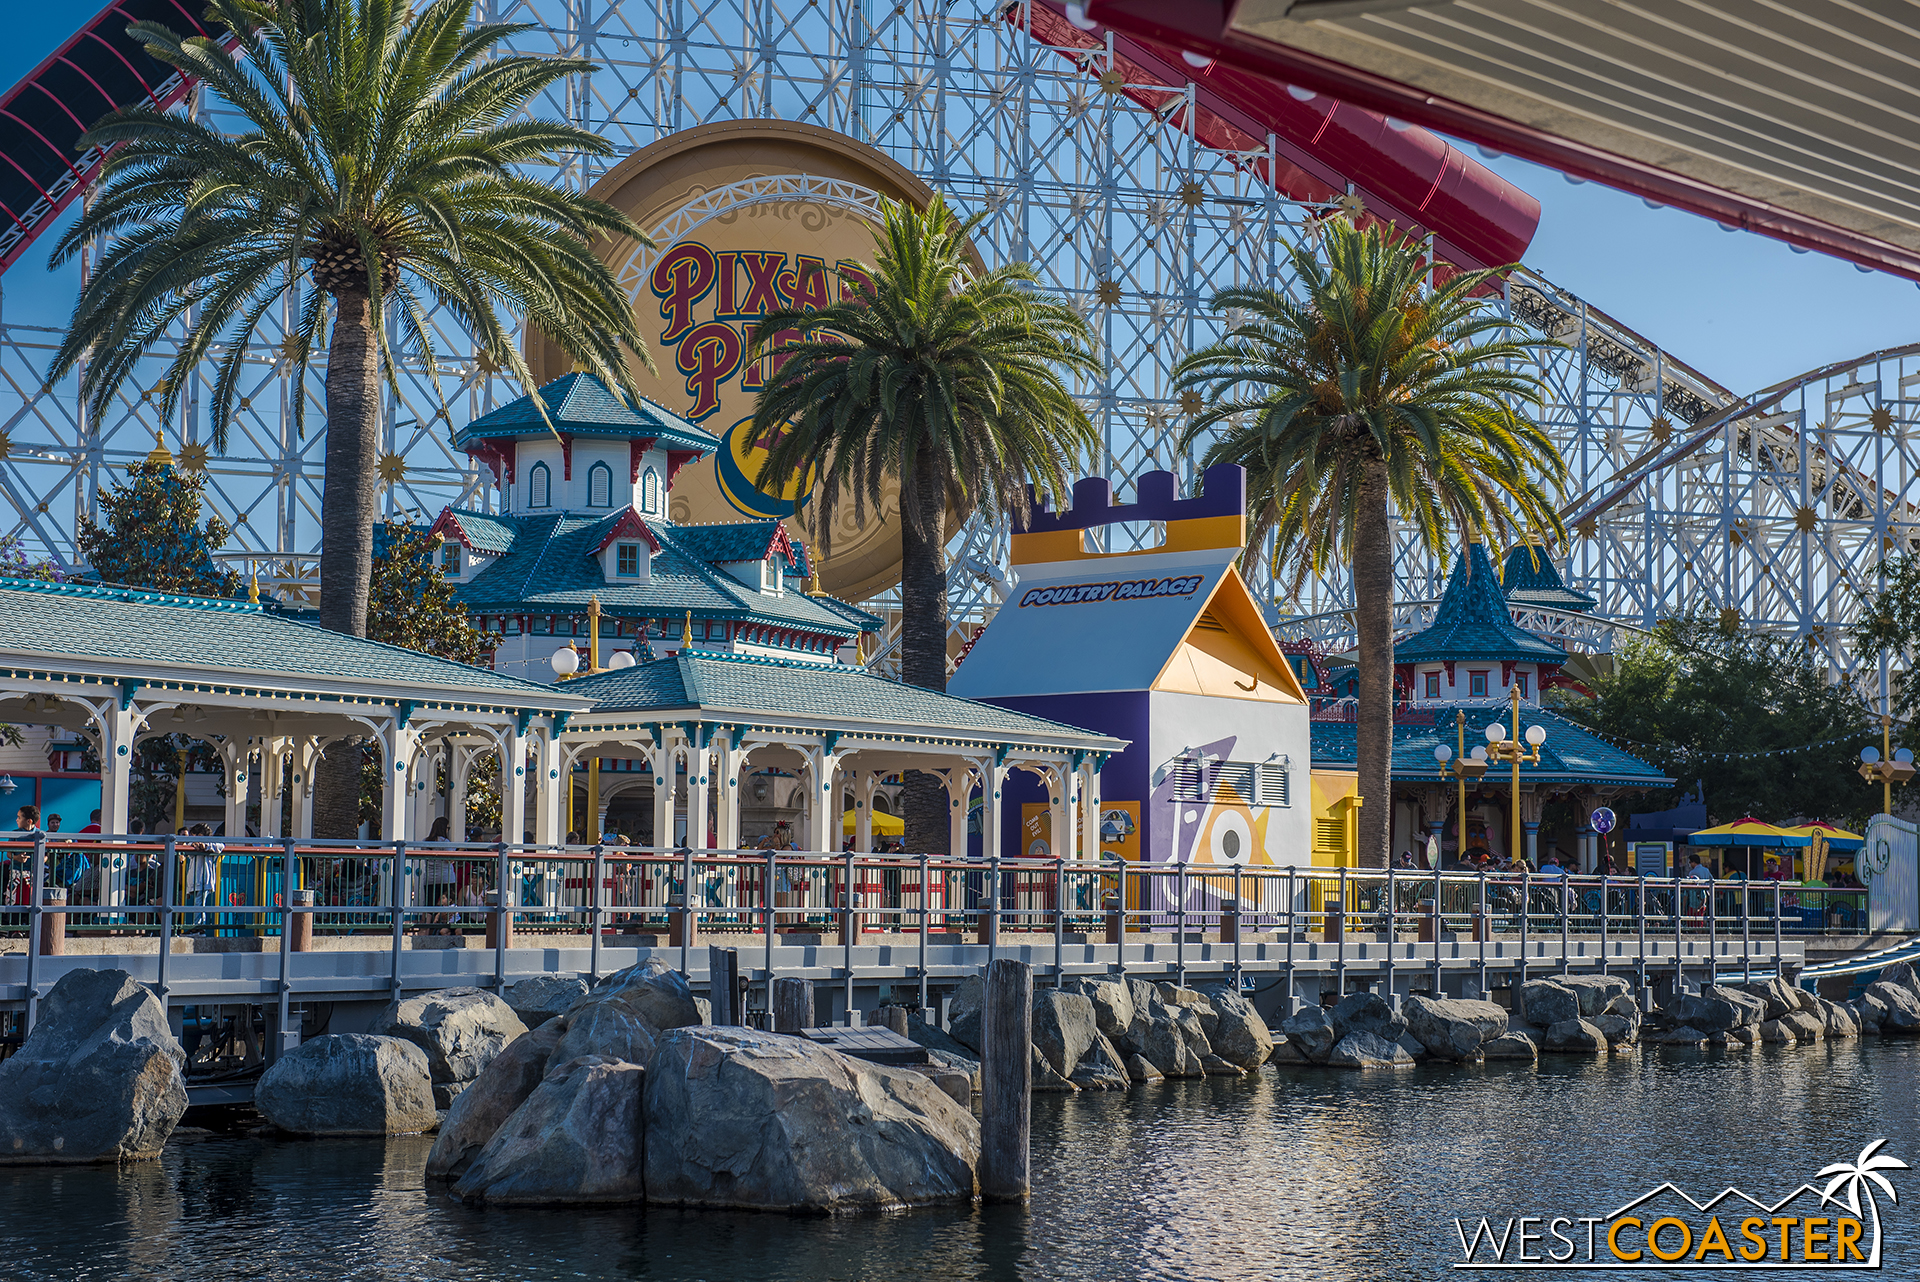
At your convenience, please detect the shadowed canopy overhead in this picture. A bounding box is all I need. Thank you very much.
[1084,0,1920,279]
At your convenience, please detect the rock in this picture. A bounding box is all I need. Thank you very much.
[375,988,528,1097]
[1518,980,1580,1028]
[1155,984,1216,1017]
[1200,1054,1246,1076]
[1135,1010,1196,1077]
[451,1057,645,1204]
[1855,992,1888,1028]
[1866,981,1920,1033]
[551,996,659,1069]
[503,975,589,1028]
[427,1019,567,1180]
[592,958,703,1034]
[1482,1031,1538,1061]
[1882,961,1920,1001]
[1279,1006,1336,1064]
[1326,1031,1415,1069]
[1788,986,1819,1015]
[1821,1000,1859,1039]
[1127,1052,1167,1080]
[1402,995,1508,1061]
[1708,985,1769,1027]
[1590,1014,1638,1045]
[1166,1004,1213,1058]
[1031,989,1098,1078]
[1555,975,1632,1016]
[923,1047,982,1094]
[1396,1033,1430,1061]
[1778,1009,1825,1043]
[1330,992,1406,1043]
[255,1034,438,1136]
[1659,1025,1708,1046]
[1664,988,1750,1034]
[947,974,984,1053]
[1541,1019,1607,1054]
[1726,1026,1758,1048]
[1201,990,1275,1070]
[906,1011,978,1061]
[1066,977,1135,1039]
[0,969,186,1164]
[644,1027,978,1210]
[1031,1043,1078,1092]
[1178,1041,1207,1077]
[1069,1032,1131,1092]
[1759,1019,1793,1044]
[1749,978,1800,1020]
[693,997,712,1025]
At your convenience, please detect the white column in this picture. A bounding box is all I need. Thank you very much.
[687,733,711,850]
[260,738,286,839]
[1079,757,1102,862]
[946,763,974,858]
[1049,762,1077,863]
[980,762,1010,862]
[291,738,315,840]
[715,734,747,851]
[381,720,420,843]
[101,703,137,837]
[534,728,564,847]
[499,724,528,845]
[220,741,251,839]
[806,745,843,855]
[448,745,471,842]
[855,768,875,852]
[651,741,675,850]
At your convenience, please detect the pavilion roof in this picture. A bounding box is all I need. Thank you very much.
[1310,701,1670,787]
[452,372,719,454]
[1500,544,1597,614]
[1396,542,1567,664]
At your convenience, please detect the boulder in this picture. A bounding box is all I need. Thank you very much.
[1778,1009,1825,1043]
[1541,1019,1607,1054]
[1031,989,1098,1078]
[1138,1015,1196,1078]
[1069,1032,1131,1092]
[644,1027,978,1210]
[1199,1054,1246,1076]
[592,958,704,1034]
[1555,975,1632,1016]
[1327,1031,1415,1069]
[451,1057,645,1204]
[1821,1000,1860,1039]
[1166,1004,1213,1058]
[1865,981,1920,1033]
[1855,991,1889,1028]
[1663,988,1748,1034]
[1066,977,1135,1039]
[1759,1019,1794,1044]
[1595,1000,1643,1044]
[427,1019,567,1180]
[1739,978,1799,1021]
[923,1047,982,1094]
[1201,990,1275,1070]
[1482,1031,1538,1061]
[1396,1033,1430,1061]
[1278,1006,1335,1064]
[947,974,984,1053]
[1590,1014,1638,1045]
[906,1011,978,1060]
[1725,1026,1759,1048]
[1518,980,1580,1028]
[503,975,589,1028]
[1882,961,1920,1001]
[1330,992,1406,1043]
[1788,986,1819,1015]
[255,1034,437,1135]
[0,969,186,1164]
[1659,1025,1708,1046]
[1127,1052,1167,1080]
[376,987,528,1104]
[1155,984,1217,1016]
[1707,985,1768,1027]
[1402,995,1508,1061]
[552,996,659,1069]
[1030,1043,1078,1092]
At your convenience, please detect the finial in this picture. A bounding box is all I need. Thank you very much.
[1466,528,1482,545]
[681,610,693,650]
[146,430,174,469]
[588,593,602,618]
[247,571,260,604]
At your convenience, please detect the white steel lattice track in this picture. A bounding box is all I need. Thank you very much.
[0,0,1910,680]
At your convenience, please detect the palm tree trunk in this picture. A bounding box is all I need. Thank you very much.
[900,452,950,853]
[314,288,381,839]
[1352,455,1394,869]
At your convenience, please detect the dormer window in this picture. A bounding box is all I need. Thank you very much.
[617,543,641,577]
[588,461,613,508]
[1423,670,1439,698]
[1516,671,1530,698]
[1469,670,1488,697]
[529,461,551,509]
[640,467,661,515]
[765,556,784,595]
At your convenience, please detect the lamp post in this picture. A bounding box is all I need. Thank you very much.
[550,595,636,843]
[1858,714,1916,817]
[1481,684,1548,865]
[1433,711,1489,864]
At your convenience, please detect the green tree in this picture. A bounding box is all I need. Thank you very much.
[1854,550,1920,720]
[1173,217,1565,868]
[1561,614,1875,825]
[746,195,1099,851]
[78,459,242,597]
[48,0,654,837]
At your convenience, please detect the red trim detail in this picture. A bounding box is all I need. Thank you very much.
[1500,660,1515,689]
[629,438,656,483]
[1442,659,1455,687]
[593,507,662,555]
[1082,0,1920,281]
[560,433,572,481]
[665,450,699,486]
[768,522,799,568]
[428,507,474,552]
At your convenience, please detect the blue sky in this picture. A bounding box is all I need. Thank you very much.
[5,4,1914,399]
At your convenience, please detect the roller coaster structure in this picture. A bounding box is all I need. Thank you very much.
[0,0,1910,689]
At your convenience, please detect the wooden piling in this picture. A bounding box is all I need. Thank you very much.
[667,892,696,949]
[1219,901,1240,944]
[39,887,66,957]
[708,945,740,1025]
[878,1004,909,1036]
[1103,890,1125,944]
[980,957,1032,1203]
[289,889,314,952]
[772,975,813,1033]
[483,890,514,951]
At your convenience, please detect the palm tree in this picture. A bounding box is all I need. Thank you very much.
[746,195,1099,852]
[1819,1137,1908,1265]
[48,0,652,836]
[1173,217,1565,868]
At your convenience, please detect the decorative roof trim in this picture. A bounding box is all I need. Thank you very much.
[593,507,663,555]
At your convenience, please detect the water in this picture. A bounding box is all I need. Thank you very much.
[3,1041,1917,1281]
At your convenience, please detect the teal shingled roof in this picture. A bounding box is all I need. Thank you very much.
[1310,702,1672,787]
[1396,542,1567,664]
[452,373,719,454]
[454,511,878,636]
[668,519,810,577]
[566,650,1124,747]
[1501,544,1596,614]
[441,508,518,556]
[0,579,581,707]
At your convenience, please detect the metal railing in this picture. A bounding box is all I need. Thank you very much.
[1,837,1849,1031]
